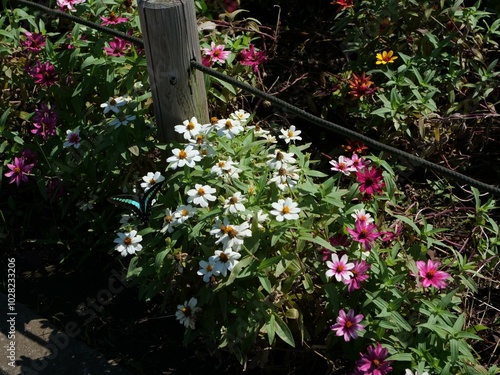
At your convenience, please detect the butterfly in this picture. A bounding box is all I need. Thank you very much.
[108,180,165,223]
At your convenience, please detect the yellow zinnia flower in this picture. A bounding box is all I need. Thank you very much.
[376,50,398,64]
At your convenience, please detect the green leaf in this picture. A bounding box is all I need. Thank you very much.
[302,273,314,294]
[266,313,276,345]
[274,314,295,347]
[258,272,272,293]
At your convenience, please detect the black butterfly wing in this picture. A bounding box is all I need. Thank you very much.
[108,180,165,223]
[108,195,146,221]
[140,180,165,220]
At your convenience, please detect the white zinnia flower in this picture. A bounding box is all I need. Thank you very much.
[113,230,143,257]
[215,118,244,139]
[270,198,300,222]
[230,109,250,124]
[212,249,241,276]
[351,208,374,224]
[269,164,300,190]
[223,192,246,214]
[279,125,302,143]
[160,208,177,233]
[186,184,217,208]
[214,221,252,251]
[175,297,201,329]
[140,171,165,191]
[100,96,126,114]
[197,258,220,282]
[166,145,201,169]
[109,114,136,128]
[173,205,196,224]
[267,150,297,170]
[174,117,201,140]
[405,370,429,375]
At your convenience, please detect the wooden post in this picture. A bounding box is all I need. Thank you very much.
[138,0,209,143]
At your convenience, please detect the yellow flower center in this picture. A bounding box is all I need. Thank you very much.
[197,187,205,196]
[187,121,195,130]
[124,237,132,245]
[282,206,290,215]
[225,120,233,129]
[178,149,187,159]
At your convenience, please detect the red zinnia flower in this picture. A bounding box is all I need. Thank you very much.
[348,72,376,99]
[5,157,34,187]
[22,31,46,53]
[356,166,385,196]
[238,44,267,73]
[104,37,130,56]
[331,0,354,10]
[31,102,58,139]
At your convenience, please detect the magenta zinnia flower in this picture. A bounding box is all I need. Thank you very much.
[100,12,129,26]
[29,61,58,87]
[356,166,385,196]
[22,31,46,53]
[331,309,364,342]
[326,253,354,282]
[238,44,267,73]
[202,42,230,66]
[415,259,450,289]
[5,157,34,187]
[104,37,130,56]
[351,153,370,171]
[31,102,58,139]
[346,221,380,251]
[354,343,393,375]
[343,260,370,292]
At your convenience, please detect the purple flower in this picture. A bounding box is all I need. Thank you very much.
[4,157,34,187]
[22,31,46,53]
[21,148,38,165]
[354,343,393,375]
[331,309,364,342]
[31,102,58,139]
[28,61,58,87]
[326,253,354,282]
[238,44,267,73]
[104,37,130,57]
[343,260,370,292]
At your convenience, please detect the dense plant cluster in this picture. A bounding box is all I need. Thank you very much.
[327,0,500,166]
[1,0,498,374]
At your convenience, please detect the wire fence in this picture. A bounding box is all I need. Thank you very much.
[7,0,500,197]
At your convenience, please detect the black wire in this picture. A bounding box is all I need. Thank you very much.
[9,0,500,197]
[9,0,144,46]
[191,61,500,197]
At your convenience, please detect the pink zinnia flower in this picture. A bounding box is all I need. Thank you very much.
[4,157,34,187]
[356,166,385,196]
[326,253,354,282]
[354,343,393,375]
[351,153,370,171]
[29,61,58,87]
[202,42,230,66]
[31,102,58,139]
[343,260,370,292]
[415,259,450,289]
[331,309,365,342]
[330,155,356,175]
[346,221,380,251]
[57,0,86,11]
[100,12,129,26]
[22,31,46,53]
[238,44,267,73]
[104,37,130,56]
